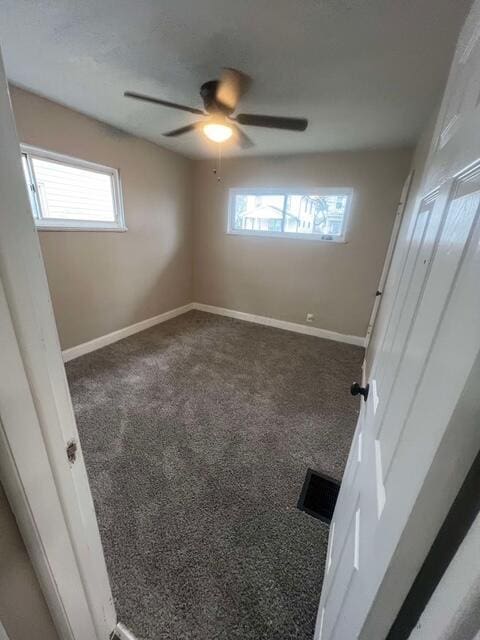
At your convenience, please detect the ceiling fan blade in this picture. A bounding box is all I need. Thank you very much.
[163,123,200,137]
[124,91,204,115]
[236,113,308,131]
[216,68,252,111]
[231,124,254,149]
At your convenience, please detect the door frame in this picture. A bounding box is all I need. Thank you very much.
[0,47,116,640]
[364,169,414,350]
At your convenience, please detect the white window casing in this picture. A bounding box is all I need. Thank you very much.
[21,144,126,231]
[227,187,353,242]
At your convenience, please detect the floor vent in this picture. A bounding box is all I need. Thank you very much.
[297,468,340,524]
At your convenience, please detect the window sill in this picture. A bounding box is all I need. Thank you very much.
[35,225,128,232]
[226,230,347,243]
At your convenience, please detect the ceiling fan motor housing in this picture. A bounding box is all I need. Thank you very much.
[200,80,233,115]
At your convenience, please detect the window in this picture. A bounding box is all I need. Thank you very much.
[21,145,126,230]
[228,188,352,242]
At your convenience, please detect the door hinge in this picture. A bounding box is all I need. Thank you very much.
[66,439,78,464]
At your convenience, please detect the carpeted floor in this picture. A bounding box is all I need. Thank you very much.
[66,311,363,640]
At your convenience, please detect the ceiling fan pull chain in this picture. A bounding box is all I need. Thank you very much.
[213,143,222,182]
[217,144,222,182]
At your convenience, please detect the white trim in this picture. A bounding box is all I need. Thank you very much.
[0,621,10,640]
[20,143,121,176]
[227,187,353,243]
[114,623,138,640]
[61,301,365,363]
[354,508,361,571]
[34,225,127,232]
[0,49,115,640]
[192,303,366,347]
[20,143,127,232]
[374,439,386,519]
[364,170,414,348]
[34,221,127,232]
[62,304,195,361]
[226,229,347,243]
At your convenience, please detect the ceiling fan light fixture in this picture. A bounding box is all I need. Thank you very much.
[203,121,233,143]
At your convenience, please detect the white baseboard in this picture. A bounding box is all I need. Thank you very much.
[0,621,10,640]
[62,300,365,362]
[62,303,194,362]
[192,303,366,347]
[114,622,138,640]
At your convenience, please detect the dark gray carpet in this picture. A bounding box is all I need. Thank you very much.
[66,311,363,640]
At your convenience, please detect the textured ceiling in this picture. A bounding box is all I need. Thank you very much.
[0,0,472,158]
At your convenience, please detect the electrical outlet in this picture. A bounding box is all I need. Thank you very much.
[306,313,314,323]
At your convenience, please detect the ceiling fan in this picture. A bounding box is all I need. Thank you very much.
[124,68,308,148]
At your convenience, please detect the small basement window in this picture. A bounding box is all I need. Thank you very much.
[228,188,352,242]
[21,145,126,231]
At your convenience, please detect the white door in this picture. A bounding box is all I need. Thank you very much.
[316,3,480,639]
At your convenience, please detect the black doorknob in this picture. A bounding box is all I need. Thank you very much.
[351,382,369,401]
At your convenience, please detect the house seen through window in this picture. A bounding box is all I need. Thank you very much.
[228,189,351,241]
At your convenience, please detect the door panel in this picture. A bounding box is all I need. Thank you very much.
[373,194,434,388]
[425,1,480,194]
[379,171,480,477]
[322,501,360,638]
[377,171,480,575]
[373,191,440,427]
[322,408,364,597]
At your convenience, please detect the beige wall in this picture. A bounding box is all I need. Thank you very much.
[0,484,58,640]
[10,87,412,346]
[10,86,193,350]
[192,149,412,338]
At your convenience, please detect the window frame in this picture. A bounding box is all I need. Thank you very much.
[227,187,353,243]
[21,144,127,231]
